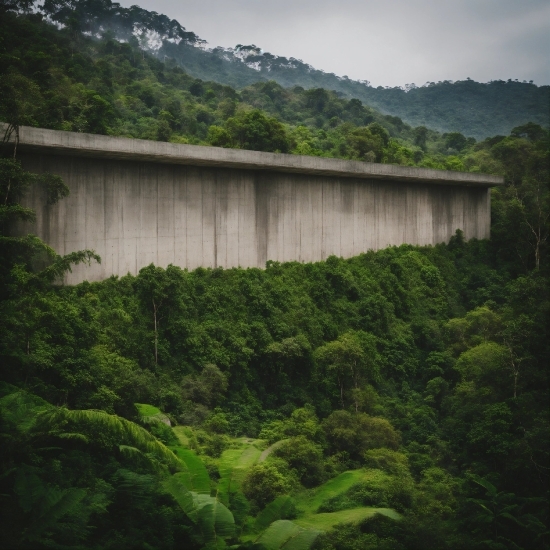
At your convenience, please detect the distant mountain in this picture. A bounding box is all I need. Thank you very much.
[159,40,549,140]
[26,0,550,139]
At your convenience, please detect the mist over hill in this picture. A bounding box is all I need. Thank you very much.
[20,0,550,140]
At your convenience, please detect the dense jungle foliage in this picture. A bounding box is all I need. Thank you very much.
[3,0,548,139]
[1,4,549,550]
[0,7,548,172]
[157,44,550,140]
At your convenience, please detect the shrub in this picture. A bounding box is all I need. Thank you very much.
[242,462,294,511]
[323,411,400,460]
[274,436,326,487]
[363,448,410,476]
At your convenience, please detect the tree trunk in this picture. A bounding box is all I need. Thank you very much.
[338,374,344,409]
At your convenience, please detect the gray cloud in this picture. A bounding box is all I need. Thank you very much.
[117,0,550,86]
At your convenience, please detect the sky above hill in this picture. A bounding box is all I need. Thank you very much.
[117,0,550,87]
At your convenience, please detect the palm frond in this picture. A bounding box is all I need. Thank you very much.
[39,408,181,471]
[468,474,497,497]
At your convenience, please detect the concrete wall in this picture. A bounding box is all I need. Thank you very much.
[18,151,492,285]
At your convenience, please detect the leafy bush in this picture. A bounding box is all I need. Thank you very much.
[318,470,415,513]
[147,421,178,446]
[323,411,400,460]
[242,462,295,511]
[274,436,326,487]
[363,449,410,477]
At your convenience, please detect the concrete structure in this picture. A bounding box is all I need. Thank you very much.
[13,126,503,284]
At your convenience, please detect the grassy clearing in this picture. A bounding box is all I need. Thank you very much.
[164,429,402,540]
[135,403,162,417]
[217,439,263,504]
[172,426,190,447]
[234,442,262,472]
[294,470,370,515]
[254,519,321,550]
[294,507,401,530]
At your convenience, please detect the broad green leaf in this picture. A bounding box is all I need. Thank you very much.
[163,474,198,522]
[165,476,235,542]
[197,499,235,542]
[170,447,211,494]
[255,520,320,550]
[255,495,295,531]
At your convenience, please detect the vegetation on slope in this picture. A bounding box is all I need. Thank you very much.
[1,8,547,173]
[0,113,548,547]
[0,3,549,550]
[5,0,549,138]
[161,39,550,140]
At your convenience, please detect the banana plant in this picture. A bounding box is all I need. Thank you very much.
[164,473,235,549]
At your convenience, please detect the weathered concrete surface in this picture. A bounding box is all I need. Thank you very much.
[15,126,502,186]
[13,128,503,284]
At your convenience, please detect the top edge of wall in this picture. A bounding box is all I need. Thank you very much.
[9,125,504,187]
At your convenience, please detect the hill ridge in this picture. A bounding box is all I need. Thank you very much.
[15,0,550,139]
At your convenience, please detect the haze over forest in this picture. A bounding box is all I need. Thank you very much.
[117,0,550,88]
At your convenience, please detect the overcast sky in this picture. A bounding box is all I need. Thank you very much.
[116,0,550,87]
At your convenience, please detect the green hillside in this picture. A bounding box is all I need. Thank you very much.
[3,7,546,178]
[162,40,549,139]
[10,0,548,139]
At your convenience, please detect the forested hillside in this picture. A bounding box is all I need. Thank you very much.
[2,8,545,175]
[1,3,549,550]
[160,41,549,140]
[6,0,548,139]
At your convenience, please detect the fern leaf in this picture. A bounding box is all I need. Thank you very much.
[13,468,46,513]
[114,469,157,506]
[56,432,89,443]
[23,488,86,542]
[118,445,164,473]
[0,390,51,433]
[40,408,181,471]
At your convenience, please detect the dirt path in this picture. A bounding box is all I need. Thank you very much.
[258,439,288,462]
